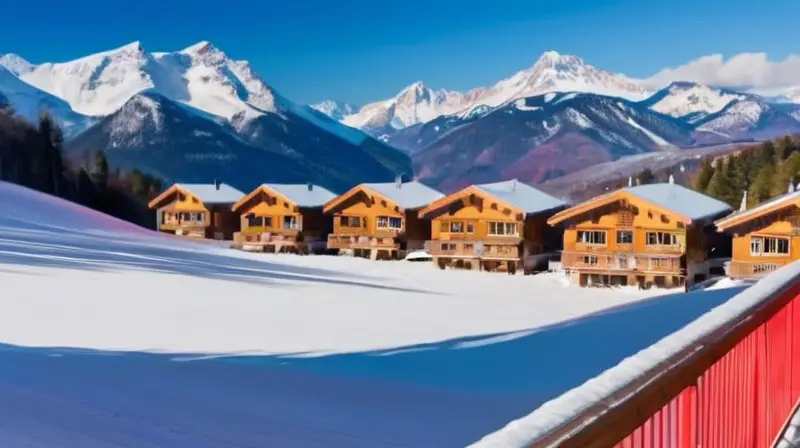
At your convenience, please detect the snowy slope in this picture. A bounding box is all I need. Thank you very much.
[0,179,666,356]
[0,65,91,136]
[0,53,35,76]
[338,51,651,133]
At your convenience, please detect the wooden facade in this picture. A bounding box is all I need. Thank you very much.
[148,183,243,240]
[548,185,731,288]
[230,184,335,254]
[323,181,443,260]
[417,182,565,274]
[716,193,800,280]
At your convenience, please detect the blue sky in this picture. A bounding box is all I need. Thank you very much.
[3,0,797,105]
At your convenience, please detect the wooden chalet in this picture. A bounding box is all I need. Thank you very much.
[322,178,444,260]
[230,183,337,253]
[547,181,732,288]
[417,179,567,273]
[148,182,245,240]
[716,189,800,279]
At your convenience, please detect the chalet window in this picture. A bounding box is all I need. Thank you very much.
[246,214,263,227]
[441,243,456,251]
[450,221,464,233]
[616,230,633,244]
[377,216,402,230]
[283,216,299,230]
[650,258,671,270]
[646,232,678,246]
[190,212,204,223]
[751,236,789,256]
[339,216,361,228]
[577,230,606,245]
[466,222,474,234]
[583,256,599,265]
[488,221,518,236]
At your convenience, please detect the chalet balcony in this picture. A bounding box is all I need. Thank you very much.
[159,220,207,237]
[427,239,520,260]
[327,234,399,250]
[728,260,789,279]
[233,230,300,246]
[561,250,683,275]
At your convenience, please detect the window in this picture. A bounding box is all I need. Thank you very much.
[583,256,599,265]
[246,214,263,227]
[339,216,361,228]
[283,216,298,229]
[450,221,464,233]
[488,221,518,236]
[651,258,671,270]
[751,236,789,256]
[616,230,633,244]
[466,222,474,234]
[646,232,678,246]
[189,212,204,222]
[577,230,607,245]
[750,237,762,255]
[377,216,403,230]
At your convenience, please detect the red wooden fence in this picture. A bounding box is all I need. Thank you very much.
[614,289,800,448]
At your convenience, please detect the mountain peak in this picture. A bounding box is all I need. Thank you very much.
[0,53,35,76]
[115,41,145,54]
[533,50,584,69]
[182,40,216,55]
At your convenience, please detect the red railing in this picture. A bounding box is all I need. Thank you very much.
[526,272,800,448]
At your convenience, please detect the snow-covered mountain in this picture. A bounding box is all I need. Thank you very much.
[0,64,91,136]
[310,100,358,121]
[334,51,652,134]
[0,54,35,76]
[641,81,800,140]
[411,91,695,190]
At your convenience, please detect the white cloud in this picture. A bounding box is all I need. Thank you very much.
[646,52,800,90]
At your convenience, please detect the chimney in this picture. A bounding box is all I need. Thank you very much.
[214,178,220,190]
[395,173,403,188]
[628,176,633,187]
[739,190,748,212]
[512,179,517,191]
[668,174,675,184]
[307,182,313,192]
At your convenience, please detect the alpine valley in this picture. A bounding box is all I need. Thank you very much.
[2,43,799,197]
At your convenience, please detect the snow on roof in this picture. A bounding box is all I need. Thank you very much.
[176,183,245,204]
[472,262,800,447]
[476,179,567,215]
[363,181,444,209]
[263,183,338,208]
[717,189,800,226]
[624,183,732,222]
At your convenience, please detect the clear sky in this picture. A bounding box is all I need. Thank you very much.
[2,0,797,105]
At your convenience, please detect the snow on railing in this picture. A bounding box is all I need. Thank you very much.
[470,261,800,448]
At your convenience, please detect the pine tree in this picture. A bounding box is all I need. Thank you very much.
[90,149,109,191]
[693,158,714,192]
[759,140,776,166]
[638,168,656,185]
[771,151,800,197]
[776,135,795,161]
[749,164,776,206]
[706,160,735,206]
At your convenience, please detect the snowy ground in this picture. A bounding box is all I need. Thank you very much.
[0,181,746,447]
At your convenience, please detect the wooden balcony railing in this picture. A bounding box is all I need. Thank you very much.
[561,251,682,275]
[160,222,207,237]
[233,231,300,245]
[427,240,520,260]
[327,234,399,250]
[728,260,789,279]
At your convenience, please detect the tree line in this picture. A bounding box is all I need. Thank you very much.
[692,135,800,208]
[0,107,163,228]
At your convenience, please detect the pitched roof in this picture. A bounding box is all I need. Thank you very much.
[716,189,800,229]
[475,179,567,215]
[548,183,732,226]
[361,181,444,209]
[261,183,338,208]
[175,183,245,204]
